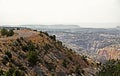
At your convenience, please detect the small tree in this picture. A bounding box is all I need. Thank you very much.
[7,29,14,36]
[1,28,8,36]
[50,35,56,41]
[5,67,15,76]
[13,69,24,76]
[4,67,25,76]
[27,51,38,66]
[5,51,12,59]
[1,28,14,36]
[27,41,36,51]
[43,32,49,36]
[22,45,28,51]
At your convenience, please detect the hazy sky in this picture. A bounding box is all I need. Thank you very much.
[0,0,120,28]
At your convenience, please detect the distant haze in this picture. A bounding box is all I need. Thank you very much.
[0,0,120,28]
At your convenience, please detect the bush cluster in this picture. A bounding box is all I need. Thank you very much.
[1,28,14,36]
[0,67,25,76]
[27,51,38,66]
[97,59,120,76]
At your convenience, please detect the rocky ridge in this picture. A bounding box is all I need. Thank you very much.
[0,28,97,76]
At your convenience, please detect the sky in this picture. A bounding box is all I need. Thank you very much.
[0,0,120,28]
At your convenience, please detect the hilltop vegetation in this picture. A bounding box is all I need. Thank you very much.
[0,29,96,76]
[0,28,14,37]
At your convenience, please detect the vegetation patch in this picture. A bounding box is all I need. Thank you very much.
[1,28,14,37]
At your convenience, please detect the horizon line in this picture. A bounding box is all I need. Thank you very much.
[0,24,119,29]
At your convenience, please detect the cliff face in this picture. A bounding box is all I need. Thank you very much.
[97,44,120,62]
[0,29,96,76]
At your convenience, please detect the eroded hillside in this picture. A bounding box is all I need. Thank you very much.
[0,29,97,76]
[97,44,120,61]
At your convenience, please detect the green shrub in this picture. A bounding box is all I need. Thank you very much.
[5,67,15,76]
[62,59,69,68]
[1,28,8,36]
[43,32,49,36]
[1,28,14,37]
[3,67,25,76]
[2,51,12,65]
[56,40,62,46]
[49,35,56,41]
[97,59,120,76]
[22,45,28,51]
[27,51,38,66]
[27,41,36,51]
[12,70,24,76]
[81,55,87,61]
[7,29,14,36]
[22,41,36,52]
[5,51,12,58]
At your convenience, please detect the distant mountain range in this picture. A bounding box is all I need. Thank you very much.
[1,24,120,29]
[18,25,80,30]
